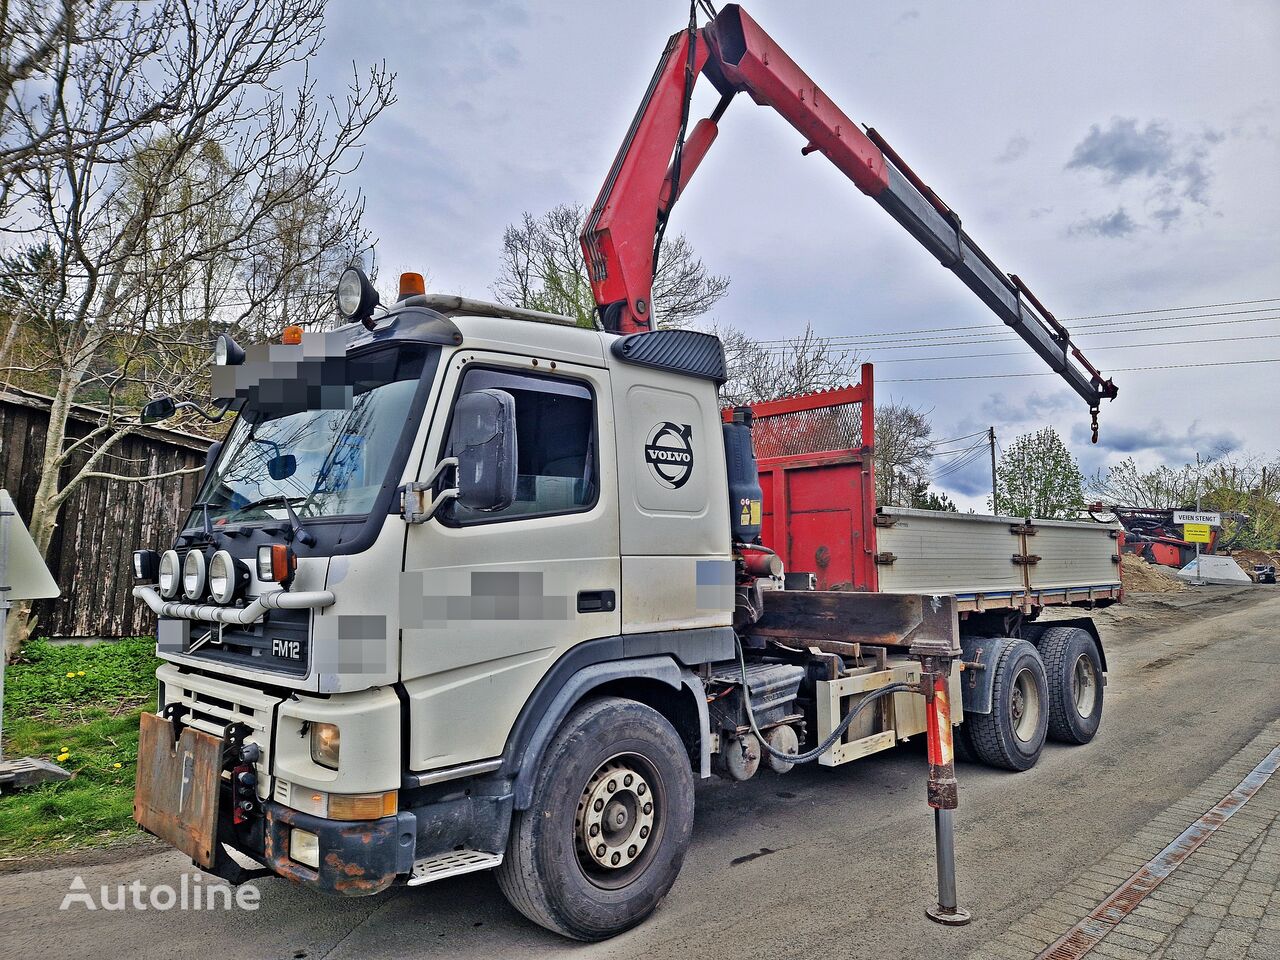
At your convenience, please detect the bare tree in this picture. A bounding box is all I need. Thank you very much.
[874,402,933,506]
[493,203,729,328]
[0,0,394,658]
[715,322,861,407]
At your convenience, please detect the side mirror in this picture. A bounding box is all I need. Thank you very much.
[267,454,297,481]
[199,440,223,491]
[452,389,517,512]
[141,396,176,424]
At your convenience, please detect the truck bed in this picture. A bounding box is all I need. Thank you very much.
[873,506,1122,612]
[730,366,1123,613]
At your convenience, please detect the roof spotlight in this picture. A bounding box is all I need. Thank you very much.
[336,267,380,329]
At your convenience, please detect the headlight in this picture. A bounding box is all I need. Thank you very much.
[133,549,160,581]
[208,550,248,604]
[182,549,206,601]
[158,550,181,599]
[310,721,341,769]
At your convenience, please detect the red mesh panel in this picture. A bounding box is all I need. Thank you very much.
[751,400,862,458]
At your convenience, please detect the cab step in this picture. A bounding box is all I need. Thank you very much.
[406,849,503,886]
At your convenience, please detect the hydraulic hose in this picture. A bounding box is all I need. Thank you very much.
[734,635,915,766]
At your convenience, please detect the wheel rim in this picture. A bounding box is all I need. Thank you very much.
[1071,653,1099,718]
[1009,666,1042,743]
[574,753,662,889]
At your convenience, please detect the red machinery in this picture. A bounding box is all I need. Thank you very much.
[724,363,879,591]
[581,3,1118,433]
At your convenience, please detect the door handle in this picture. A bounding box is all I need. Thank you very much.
[577,590,616,614]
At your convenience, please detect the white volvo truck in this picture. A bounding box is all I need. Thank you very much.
[131,284,1122,940]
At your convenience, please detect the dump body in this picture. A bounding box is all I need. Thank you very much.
[734,367,1123,612]
[874,508,1123,612]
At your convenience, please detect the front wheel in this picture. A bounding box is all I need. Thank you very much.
[495,696,695,941]
[1039,626,1105,744]
[967,638,1049,771]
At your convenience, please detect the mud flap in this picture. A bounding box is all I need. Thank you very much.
[133,711,223,868]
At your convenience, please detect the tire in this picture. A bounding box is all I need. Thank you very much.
[953,715,977,764]
[1038,626,1104,745]
[495,696,695,941]
[966,638,1049,772]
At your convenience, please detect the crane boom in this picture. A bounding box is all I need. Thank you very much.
[581,3,1117,422]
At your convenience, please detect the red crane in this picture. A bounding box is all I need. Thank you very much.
[580,3,1118,434]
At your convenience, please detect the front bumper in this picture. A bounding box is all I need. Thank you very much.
[248,803,418,896]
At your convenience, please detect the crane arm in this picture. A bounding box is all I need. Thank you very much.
[580,3,1117,421]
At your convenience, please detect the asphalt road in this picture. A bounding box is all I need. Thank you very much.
[3,586,1279,960]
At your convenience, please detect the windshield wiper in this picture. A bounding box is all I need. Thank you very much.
[234,495,316,546]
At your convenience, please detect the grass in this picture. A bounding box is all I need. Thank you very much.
[0,637,158,857]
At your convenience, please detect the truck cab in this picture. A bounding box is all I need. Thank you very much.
[133,285,743,920]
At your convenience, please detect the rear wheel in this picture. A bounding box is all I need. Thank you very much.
[1039,626,1104,744]
[967,638,1049,771]
[495,697,694,941]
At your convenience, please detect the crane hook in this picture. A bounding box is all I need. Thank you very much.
[1089,406,1100,444]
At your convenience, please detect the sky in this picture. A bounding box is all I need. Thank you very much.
[316,0,1280,509]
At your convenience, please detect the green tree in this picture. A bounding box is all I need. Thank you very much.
[994,427,1085,519]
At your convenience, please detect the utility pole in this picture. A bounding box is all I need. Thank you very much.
[988,427,999,515]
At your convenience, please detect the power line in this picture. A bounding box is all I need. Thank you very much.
[853,329,1280,365]
[879,356,1280,384]
[747,299,1280,346]
[752,308,1280,352]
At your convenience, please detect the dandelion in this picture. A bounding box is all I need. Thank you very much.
[57,752,70,762]
[76,670,86,676]
[66,671,76,678]
[60,745,68,752]
[113,763,122,769]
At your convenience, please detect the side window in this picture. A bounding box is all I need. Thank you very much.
[445,367,597,523]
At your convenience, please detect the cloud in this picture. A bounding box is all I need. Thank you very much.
[1065,117,1224,233]
[996,135,1030,163]
[1067,118,1176,182]
[897,10,920,22]
[981,389,1072,425]
[1068,206,1137,238]
[1070,419,1242,462]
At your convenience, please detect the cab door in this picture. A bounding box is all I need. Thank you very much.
[399,351,620,771]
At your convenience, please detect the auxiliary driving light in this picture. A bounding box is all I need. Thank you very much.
[257,543,296,584]
[336,266,379,324]
[290,828,321,869]
[158,550,181,599]
[182,549,207,601]
[213,333,245,366]
[208,550,250,605]
[132,549,160,581]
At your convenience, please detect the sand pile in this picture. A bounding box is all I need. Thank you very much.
[1120,552,1187,593]
[1227,549,1279,579]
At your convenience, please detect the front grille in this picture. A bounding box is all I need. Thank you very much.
[190,607,311,676]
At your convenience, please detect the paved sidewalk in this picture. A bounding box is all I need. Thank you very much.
[970,720,1280,960]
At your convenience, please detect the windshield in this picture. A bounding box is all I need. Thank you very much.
[192,344,430,526]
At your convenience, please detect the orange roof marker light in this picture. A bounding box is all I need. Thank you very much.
[281,325,303,345]
[398,272,426,300]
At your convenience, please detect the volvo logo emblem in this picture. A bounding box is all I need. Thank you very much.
[645,422,694,489]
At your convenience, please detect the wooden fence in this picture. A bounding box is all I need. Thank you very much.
[0,389,211,638]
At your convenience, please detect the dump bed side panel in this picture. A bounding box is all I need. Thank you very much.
[875,509,1025,596]
[1028,518,1123,591]
[875,506,1121,606]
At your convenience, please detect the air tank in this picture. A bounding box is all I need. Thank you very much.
[722,406,763,544]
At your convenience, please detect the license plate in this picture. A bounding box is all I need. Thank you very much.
[133,712,223,868]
